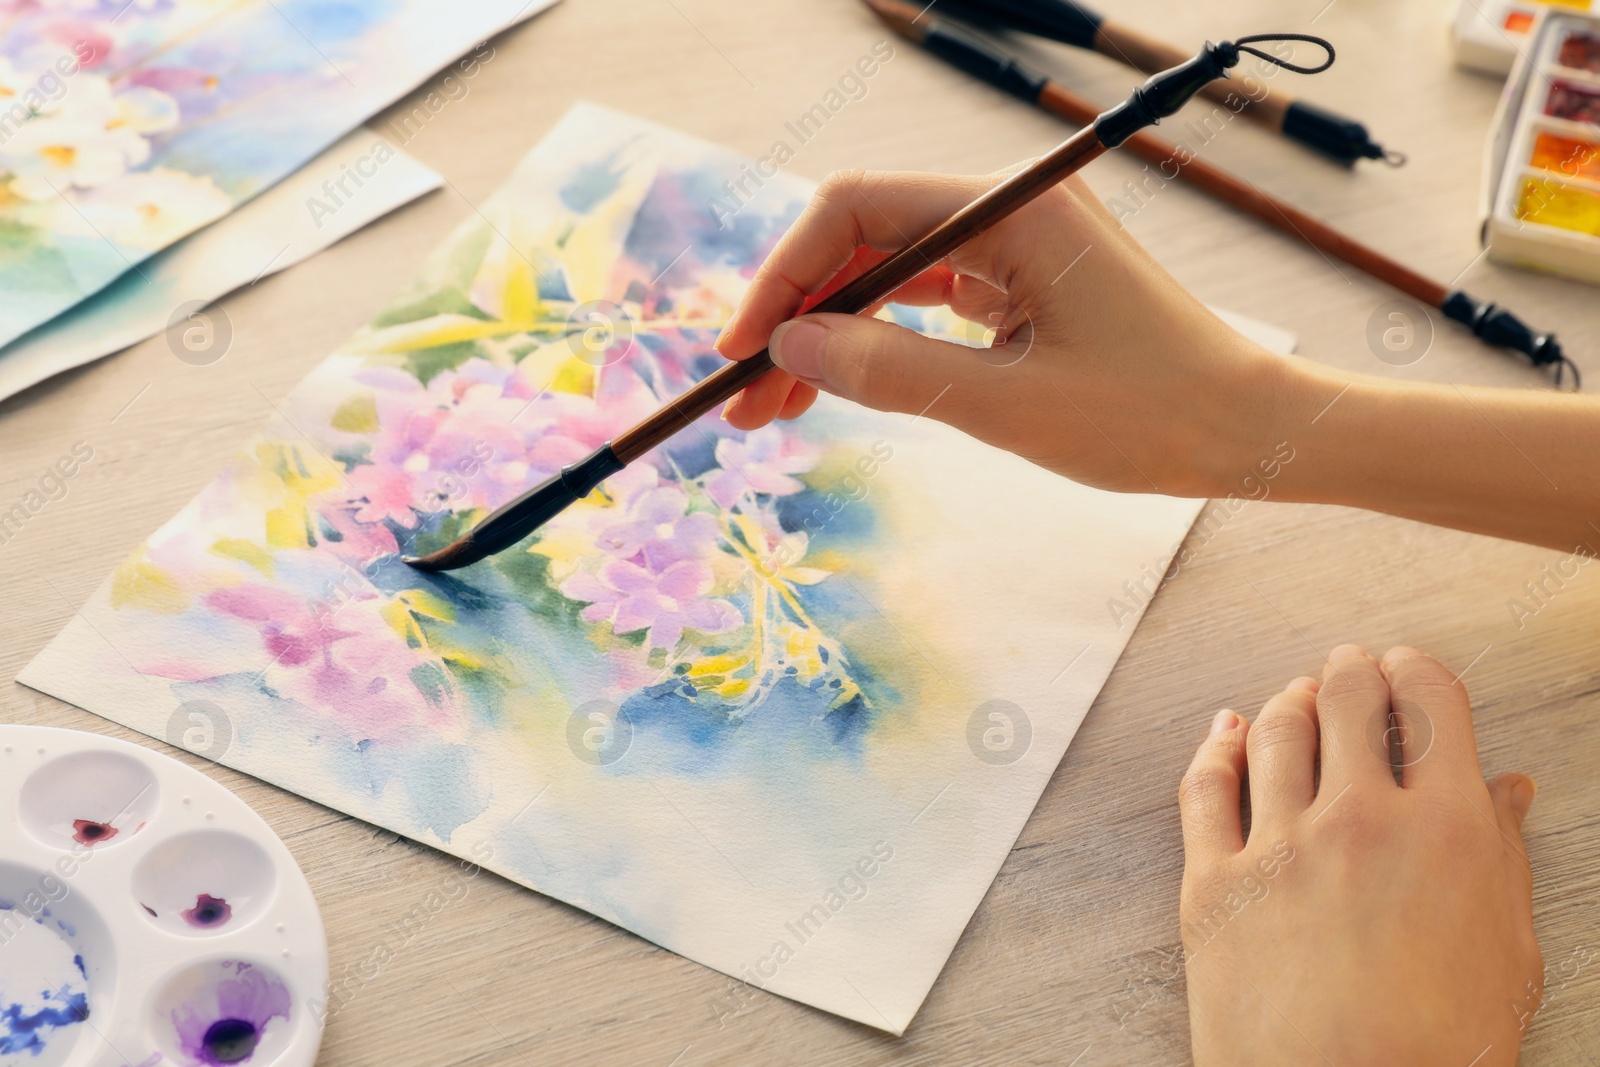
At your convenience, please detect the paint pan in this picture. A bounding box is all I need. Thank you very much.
[1452,0,1597,76]
[1482,9,1600,284]
[0,727,325,1067]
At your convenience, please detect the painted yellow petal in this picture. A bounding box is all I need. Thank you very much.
[111,559,189,613]
[514,340,597,397]
[344,314,530,355]
[330,393,379,433]
[210,538,273,576]
[395,588,456,623]
[501,255,540,324]
[440,648,485,671]
[733,513,769,553]
[686,651,751,677]
[380,599,422,646]
[714,677,753,700]
[554,160,658,305]
[264,505,310,550]
[781,566,832,586]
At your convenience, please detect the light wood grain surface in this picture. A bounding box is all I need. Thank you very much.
[5,0,1600,1063]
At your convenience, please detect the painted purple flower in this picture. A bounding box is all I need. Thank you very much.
[594,486,720,570]
[171,962,290,1066]
[704,426,820,509]
[561,559,740,651]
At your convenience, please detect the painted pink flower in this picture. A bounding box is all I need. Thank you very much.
[561,558,740,651]
[704,426,819,509]
[319,503,400,562]
[594,486,719,570]
[203,581,454,738]
[346,463,419,528]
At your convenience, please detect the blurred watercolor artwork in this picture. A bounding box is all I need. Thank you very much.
[0,0,554,349]
[0,127,442,402]
[22,105,1276,1032]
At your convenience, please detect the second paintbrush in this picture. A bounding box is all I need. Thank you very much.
[867,0,1574,387]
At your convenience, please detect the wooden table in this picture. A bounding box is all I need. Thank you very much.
[6,0,1599,1062]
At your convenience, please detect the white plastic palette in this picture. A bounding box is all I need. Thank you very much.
[0,726,326,1067]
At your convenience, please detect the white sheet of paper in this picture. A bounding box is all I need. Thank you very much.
[19,104,1295,1034]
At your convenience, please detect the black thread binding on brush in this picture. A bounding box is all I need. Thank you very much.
[1094,33,1335,148]
[1441,291,1581,391]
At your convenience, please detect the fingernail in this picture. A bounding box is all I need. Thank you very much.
[1287,676,1319,693]
[1209,709,1238,738]
[715,310,741,353]
[769,319,828,381]
[1511,776,1537,819]
[719,399,732,422]
[1382,646,1423,669]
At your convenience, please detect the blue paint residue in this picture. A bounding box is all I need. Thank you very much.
[0,914,91,1058]
[0,992,89,1056]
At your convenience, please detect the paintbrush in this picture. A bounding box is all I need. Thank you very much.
[869,0,1575,385]
[936,0,1401,166]
[403,30,1335,572]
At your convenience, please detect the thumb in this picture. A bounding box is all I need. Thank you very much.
[1487,772,1537,833]
[769,313,987,418]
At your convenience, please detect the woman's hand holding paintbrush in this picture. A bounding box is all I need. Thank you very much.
[719,166,1600,555]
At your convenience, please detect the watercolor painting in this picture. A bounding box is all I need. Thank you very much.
[22,104,1218,1032]
[0,0,552,349]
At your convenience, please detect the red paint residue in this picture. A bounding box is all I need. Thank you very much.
[71,819,117,845]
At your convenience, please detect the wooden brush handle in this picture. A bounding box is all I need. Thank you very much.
[612,127,1108,462]
[1095,21,1293,129]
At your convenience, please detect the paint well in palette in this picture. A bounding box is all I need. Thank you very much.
[132,831,274,938]
[19,750,159,853]
[1546,79,1600,122]
[1518,176,1600,233]
[0,912,89,1064]
[158,961,292,1067]
[1530,131,1600,179]
[1559,31,1600,69]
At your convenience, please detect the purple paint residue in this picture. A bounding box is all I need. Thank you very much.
[172,964,290,1066]
[71,818,117,845]
[200,1019,258,1063]
[182,895,232,929]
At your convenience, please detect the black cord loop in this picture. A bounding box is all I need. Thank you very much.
[1554,355,1583,391]
[1224,33,1336,75]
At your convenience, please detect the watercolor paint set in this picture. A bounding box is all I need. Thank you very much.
[1452,0,1598,75]
[0,726,326,1067]
[1481,9,1600,284]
